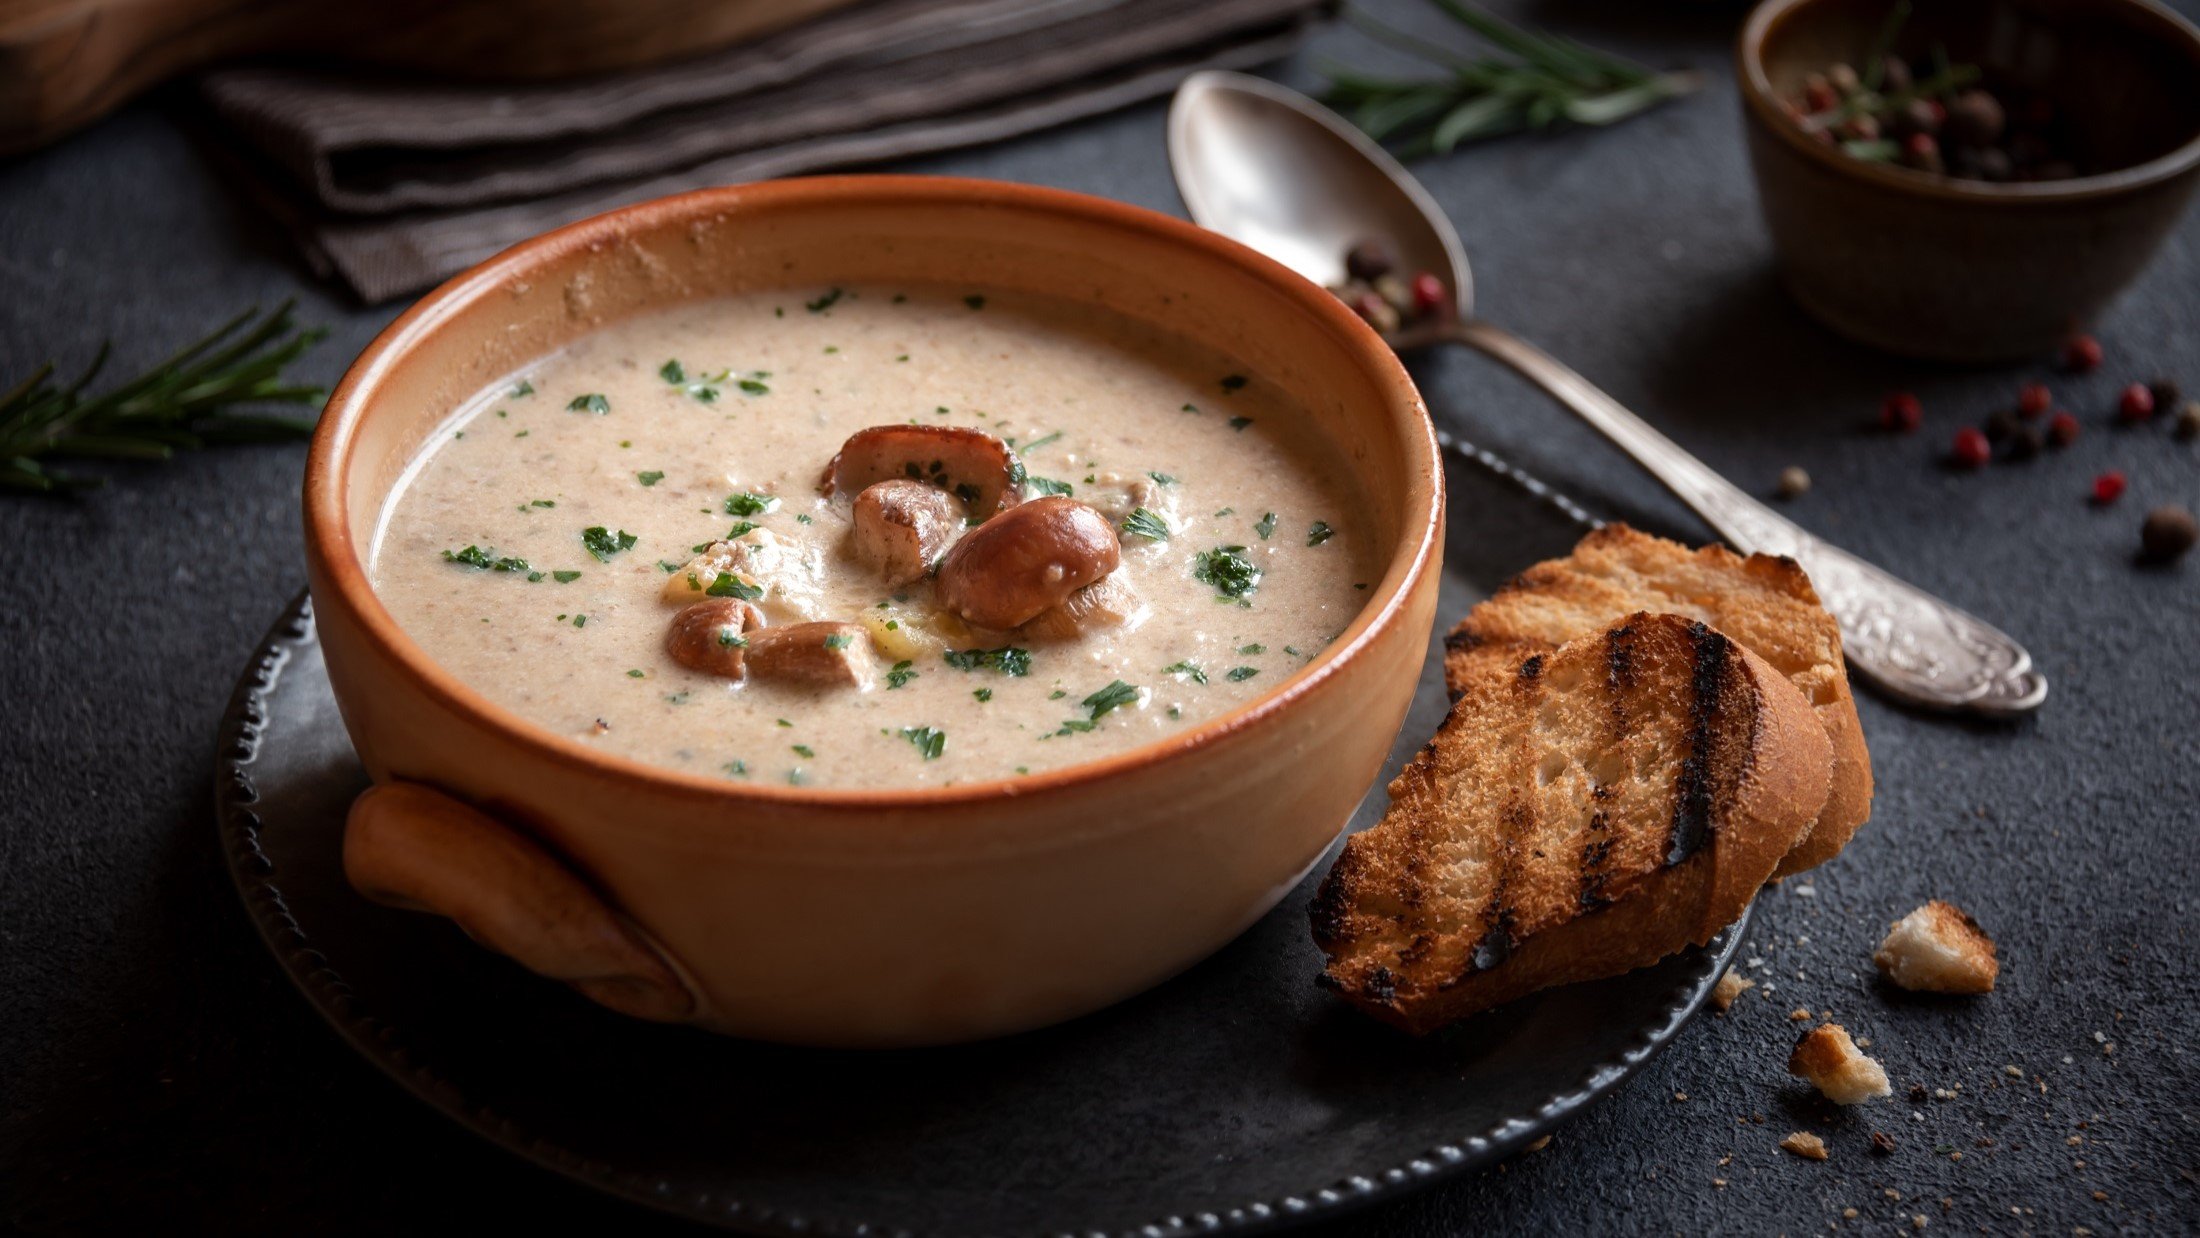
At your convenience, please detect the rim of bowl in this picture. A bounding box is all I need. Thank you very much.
[1737,0,2200,203]
[304,175,1443,812]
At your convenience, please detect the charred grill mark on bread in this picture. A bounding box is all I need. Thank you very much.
[1667,621,1735,867]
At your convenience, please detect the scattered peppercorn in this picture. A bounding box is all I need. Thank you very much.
[2117,382,2156,423]
[2017,382,2051,418]
[1332,240,1450,336]
[1983,409,2021,444]
[1900,131,1943,174]
[2091,470,2127,504]
[2140,505,2198,562]
[1777,466,1812,499]
[2047,410,2080,448]
[1344,239,1394,282]
[1409,271,1450,319]
[2175,402,2200,442]
[1950,426,1991,469]
[1871,1131,1899,1156]
[2064,334,2103,373]
[2004,423,2044,461]
[1882,391,1923,433]
[2148,377,2181,410]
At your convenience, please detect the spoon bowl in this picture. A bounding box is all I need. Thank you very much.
[1170,71,1472,317]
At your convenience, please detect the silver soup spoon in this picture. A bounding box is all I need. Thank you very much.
[1168,70,2045,717]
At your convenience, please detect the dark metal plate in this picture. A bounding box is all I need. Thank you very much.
[214,440,1746,1237]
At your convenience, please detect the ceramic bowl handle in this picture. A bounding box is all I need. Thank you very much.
[343,781,698,1023]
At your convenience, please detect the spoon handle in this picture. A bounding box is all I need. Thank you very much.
[1442,318,2046,717]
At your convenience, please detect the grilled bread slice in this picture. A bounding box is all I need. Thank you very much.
[1313,612,1833,1035]
[1442,525,1870,878]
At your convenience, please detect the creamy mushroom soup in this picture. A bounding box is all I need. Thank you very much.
[371,286,1375,787]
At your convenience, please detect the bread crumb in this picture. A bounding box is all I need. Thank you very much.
[1525,1134,1551,1152]
[1789,1006,1813,1021]
[1842,1207,1859,1219]
[1874,900,1999,994]
[1780,1131,1829,1161]
[1911,1214,1927,1230]
[1789,1023,1892,1104]
[2005,1064,2024,1078]
[1711,967,1754,1011]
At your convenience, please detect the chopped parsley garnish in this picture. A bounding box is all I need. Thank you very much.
[787,770,806,786]
[717,628,747,648]
[724,520,759,538]
[823,632,855,651]
[659,359,686,383]
[1162,660,1208,685]
[806,287,845,313]
[657,559,679,572]
[724,761,749,777]
[529,499,555,508]
[776,718,793,727]
[901,726,947,761]
[1023,476,1074,498]
[552,570,582,583]
[942,647,1032,676]
[567,393,610,414]
[441,545,492,569]
[580,526,637,561]
[1237,643,1266,655]
[1226,667,1260,682]
[1193,546,1262,601]
[706,572,763,601]
[526,571,544,582]
[792,744,816,759]
[1021,431,1063,452]
[1082,679,1139,721]
[794,513,813,525]
[1048,689,1067,700]
[509,380,535,398]
[724,491,777,516]
[1181,403,1199,414]
[1148,471,1176,485]
[1307,521,1336,547]
[1228,416,1253,431]
[626,669,645,678]
[1220,374,1248,392]
[973,688,993,702]
[963,294,987,310]
[1049,719,1097,737]
[1254,511,1277,540]
[1284,645,1303,657]
[1215,506,1236,517]
[1120,508,1170,542]
[738,378,770,396]
[572,615,586,627]
[886,660,918,689]
[637,470,664,487]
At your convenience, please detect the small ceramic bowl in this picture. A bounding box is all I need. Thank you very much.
[1738,0,2200,362]
[303,176,1442,1048]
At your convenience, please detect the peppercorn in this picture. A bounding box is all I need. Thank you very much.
[1409,271,1450,319]
[1893,98,1940,137]
[2147,377,2181,410]
[2141,505,2198,562]
[1372,274,1413,315]
[2091,470,2127,504]
[2047,410,2080,448]
[2118,382,2156,423]
[2063,334,2103,373]
[1828,63,1860,96]
[1351,291,1401,335]
[1345,240,1394,282]
[2175,402,2200,442]
[2005,424,2044,461]
[1983,409,2021,444]
[1951,426,1991,469]
[1804,73,1838,113]
[1776,466,1811,499]
[1900,132,1943,174]
[1838,113,1881,143]
[1881,391,1923,434]
[1944,89,2006,146]
[2017,382,2051,418]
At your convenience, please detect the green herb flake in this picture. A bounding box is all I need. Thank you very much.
[901,726,947,761]
[572,615,587,628]
[942,647,1032,677]
[794,513,813,524]
[738,378,770,396]
[637,470,665,487]
[973,688,993,702]
[724,491,777,516]
[1049,689,1067,700]
[441,545,493,569]
[568,393,610,414]
[823,632,855,651]
[806,287,845,313]
[659,359,686,384]
[509,380,535,398]
[786,769,806,786]
[706,572,763,601]
[1120,508,1170,542]
[1228,416,1253,431]
[1220,374,1248,393]
[1022,431,1063,452]
[1162,660,1208,685]
[552,570,582,583]
[1254,511,1277,540]
[626,669,645,679]
[724,760,750,777]
[887,660,918,689]
[529,498,556,508]
[1226,667,1260,682]
[526,571,544,582]
[792,744,816,758]
[1307,520,1336,547]
[776,718,793,728]
[963,294,987,310]
[1082,679,1140,721]
[1024,476,1074,498]
[1193,546,1262,601]
[1237,643,1266,655]
[581,526,637,562]
[717,628,747,648]
[1148,471,1177,485]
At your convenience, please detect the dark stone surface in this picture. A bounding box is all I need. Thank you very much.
[2,3,2196,1234]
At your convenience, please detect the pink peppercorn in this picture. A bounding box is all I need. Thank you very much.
[2118,382,2156,422]
[1951,426,1991,468]
[2063,334,2103,373]
[1409,271,1450,319]
[1881,392,1923,433]
[2092,470,2127,504]
[2047,410,2080,447]
[2017,383,2051,418]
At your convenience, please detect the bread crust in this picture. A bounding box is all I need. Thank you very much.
[1441,524,1871,877]
[1314,612,1833,1034]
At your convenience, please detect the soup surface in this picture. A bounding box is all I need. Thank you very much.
[372,286,1375,788]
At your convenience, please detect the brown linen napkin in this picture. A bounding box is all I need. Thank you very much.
[199,0,1329,302]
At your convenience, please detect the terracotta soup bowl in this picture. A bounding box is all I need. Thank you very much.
[303,176,1442,1047]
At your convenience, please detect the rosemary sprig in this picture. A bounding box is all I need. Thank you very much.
[0,302,326,493]
[1321,0,1702,156]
